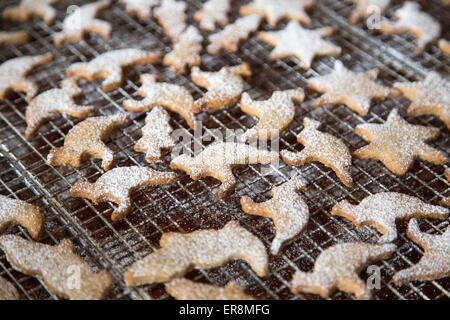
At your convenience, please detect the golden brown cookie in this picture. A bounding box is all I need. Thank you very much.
[154,0,187,41]
[0,235,113,300]
[170,142,278,198]
[346,0,390,24]
[281,118,353,187]
[2,0,58,25]
[353,109,447,175]
[194,0,232,32]
[291,242,396,299]
[240,176,309,255]
[191,63,251,113]
[439,39,450,54]
[125,221,268,286]
[442,169,450,207]
[0,277,19,300]
[120,0,159,20]
[66,48,161,92]
[47,113,131,171]
[331,192,449,243]
[0,31,29,47]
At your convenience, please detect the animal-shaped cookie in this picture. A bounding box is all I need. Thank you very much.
[125,221,268,286]
[0,277,19,300]
[120,0,159,20]
[307,61,399,116]
[191,63,251,113]
[291,242,396,299]
[47,113,131,171]
[123,74,197,128]
[0,53,53,101]
[71,166,177,221]
[134,107,176,163]
[2,0,58,25]
[0,31,29,47]
[66,48,161,92]
[346,0,390,24]
[442,169,450,207]
[194,0,232,32]
[0,195,43,240]
[379,2,441,53]
[353,109,447,175]
[258,21,341,70]
[154,0,187,41]
[393,219,449,285]
[331,192,449,243]
[170,142,279,198]
[281,118,353,187]
[53,0,111,47]
[166,279,255,300]
[25,78,95,139]
[0,235,113,300]
[393,72,449,129]
[240,89,304,142]
[240,176,309,255]
[439,39,450,55]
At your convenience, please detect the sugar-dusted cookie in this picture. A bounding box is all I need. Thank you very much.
[346,0,390,24]
[240,89,304,142]
[66,48,161,92]
[166,279,255,300]
[170,142,278,198]
[394,72,449,129]
[331,192,449,243]
[291,242,396,299]
[379,2,441,53]
[0,53,53,101]
[2,0,58,25]
[154,0,187,41]
[258,21,341,70]
[123,74,197,128]
[163,26,202,74]
[53,0,111,47]
[0,235,112,300]
[240,176,309,255]
[125,221,268,286]
[240,0,315,27]
[71,166,177,221]
[191,63,251,112]
[0,31,29,47]
[439,39,450,55]
[47,113,131,171]
[281,118,353,187]
[307,61,399,116]
[25,78,95,139]
[353,109,447,175]
[134,107,176,163]
[393,219,449,285]
[442,169,450,207]
[194,0,232,32]
[0,277,19,300]
[207,14,262,54]
[0,195,43,240]
[120,0,159,20]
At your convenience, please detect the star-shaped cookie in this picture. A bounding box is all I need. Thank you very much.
[346,0,390,24]
[258,21,341,70]
[121,0,159,20]
[0,31,29,47]
[194,0,232,32]
[307,61,399,116]
[394,72,449,129]
[353,109,447,175]
[2,0,59,25]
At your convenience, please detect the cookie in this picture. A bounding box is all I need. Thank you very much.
[0,53,53,101]
[291,242,396,299]
[439,39,450,54]
[0,195,43,240]
[258,21,341,70]
[0,235,113,300]
[163,26,202,74]
[66,48,161,92]
[379,2,441,53]
[170,142,278,198]
[154,0,187,41]
[346,0,390,24]
[240,176,309,255]
[331,192,449,243]
[207,14,262,54]
[307,61,399,116]
[120,0,159,20]
[134,107,176,163]
[240,0,315,27]
[2,0,58,25]
[25,78,95,139]
[393,72,449,129]
[123,74,197,128]
[191,63,251,113]
[281,118,353,187]
[71,166,177,221]
[442,169,450,207]
[240,89,304,142]
[393,219,449,285]
[47,113,131,171]
[0,30,29,47]
[166,279,255,300]
[194,0,232,32]
[353,109,447,175]
[0,277,19,300]
[53,0,111,47]
[125,221,268,286]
